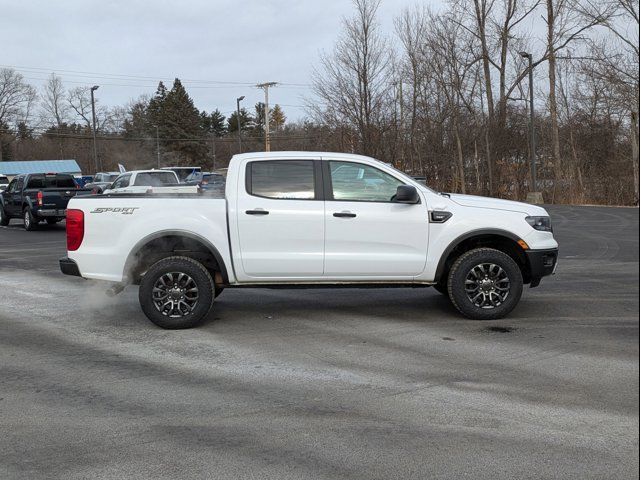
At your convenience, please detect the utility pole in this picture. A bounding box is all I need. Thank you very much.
[236,95,245,154]
[256,82,278,152]
[155,125,160,168]
[520,52,538,197]
[90,85,100,172]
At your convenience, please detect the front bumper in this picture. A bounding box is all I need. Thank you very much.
[59,257,81,277]
[526,248,558,288]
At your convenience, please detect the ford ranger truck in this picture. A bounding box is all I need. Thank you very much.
[59,152,559,329]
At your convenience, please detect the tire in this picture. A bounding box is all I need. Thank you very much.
[23,208,37,231]
[447,248,523,320]
[0,206,9,226]
[138,256,214,329]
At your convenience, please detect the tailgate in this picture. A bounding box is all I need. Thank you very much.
[41,189,82,208]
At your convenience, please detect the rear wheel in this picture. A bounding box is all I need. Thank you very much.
[0,206,9,226]
[447,248,523,320]
[138,256,214,329]
[23,208,37,231]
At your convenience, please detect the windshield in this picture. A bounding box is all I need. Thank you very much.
[133,172,179,186]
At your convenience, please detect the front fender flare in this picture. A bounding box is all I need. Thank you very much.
[434,228,523,283]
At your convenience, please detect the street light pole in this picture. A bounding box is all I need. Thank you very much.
[236,96,245,154]
[520,52,537,193]
[90,85,100,172]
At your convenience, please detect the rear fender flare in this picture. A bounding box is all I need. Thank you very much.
[123,230,230,285]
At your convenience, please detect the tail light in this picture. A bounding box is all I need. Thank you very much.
[66,209,84,251]
[37,191,43,206]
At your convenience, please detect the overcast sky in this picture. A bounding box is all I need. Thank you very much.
[2,0,427,122]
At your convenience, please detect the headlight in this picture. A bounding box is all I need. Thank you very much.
[525,216,553,232]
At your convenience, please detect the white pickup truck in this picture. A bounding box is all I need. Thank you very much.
[102,170,197,195]
[60,152,558,329]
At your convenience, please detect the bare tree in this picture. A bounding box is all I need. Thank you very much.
[311,0,391,157]
[67,86,110,131]
[41,73,70,128]
[426,13,480,193]
[0,68,37,160]
[543,0,611,200]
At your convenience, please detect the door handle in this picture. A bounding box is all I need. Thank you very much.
[333,212,356,218]
[246,209,269,215]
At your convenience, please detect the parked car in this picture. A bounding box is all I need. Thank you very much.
[185,171,225,191]
[0,175,9,192]
[74,175,94,188]
[1,173,91,230]
[83,172,120,194]
[60,152,558,329]
[102,170,197,195]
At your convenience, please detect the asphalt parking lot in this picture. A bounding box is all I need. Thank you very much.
[0,205,638,480]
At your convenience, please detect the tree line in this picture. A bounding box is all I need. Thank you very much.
[0,0,637,205]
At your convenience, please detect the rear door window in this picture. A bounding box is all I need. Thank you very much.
[247,160,316,200]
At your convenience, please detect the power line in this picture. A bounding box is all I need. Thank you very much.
[3,64,313,89]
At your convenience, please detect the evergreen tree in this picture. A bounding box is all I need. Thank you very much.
[146,81,167,134]
[210,109,226,136]
[0,121,13,161]
[161,78,207,163]
[271,104,286,131]
[227,108,253,133]
[123,97,150,139]
[198,109,227,137]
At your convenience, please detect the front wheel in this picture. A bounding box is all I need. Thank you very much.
[138,256,214,329]
[447,248,523,320]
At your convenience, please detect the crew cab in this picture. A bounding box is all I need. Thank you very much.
[1,173,91,230]
[102,170,195,195]
[60,152,558,329]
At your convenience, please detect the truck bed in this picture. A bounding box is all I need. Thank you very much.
[67,194,230,282]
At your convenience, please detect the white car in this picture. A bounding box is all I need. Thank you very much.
[60,151,558,329]
[102,170,197,195]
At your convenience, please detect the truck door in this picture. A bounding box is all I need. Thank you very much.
[9,177,25,215]
[235,158,325,278]
[323,160,428,278]
[2,179,16,215]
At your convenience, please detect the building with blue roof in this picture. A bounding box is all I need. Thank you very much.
[0,160,82,179]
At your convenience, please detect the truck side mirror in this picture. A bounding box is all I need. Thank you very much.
[395,185,420,204]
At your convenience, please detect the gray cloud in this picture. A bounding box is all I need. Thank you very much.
[4,0,417,121]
